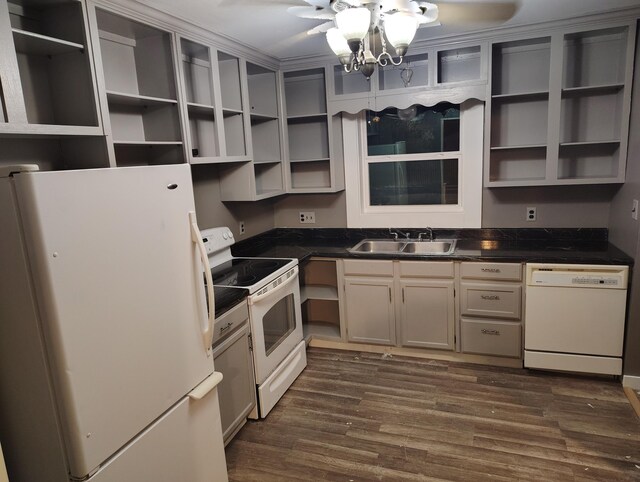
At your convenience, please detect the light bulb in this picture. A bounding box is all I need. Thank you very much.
[384,11,418,57]
[336,7,371,53]
[326,27,351,63]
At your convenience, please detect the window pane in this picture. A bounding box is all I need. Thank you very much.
[367,104,460,156]
[369,159,458,206]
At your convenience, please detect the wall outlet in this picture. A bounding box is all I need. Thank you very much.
[633,200,639,221]
[299,211,316,224]
[526,206,537,222]
[239,221,245,234]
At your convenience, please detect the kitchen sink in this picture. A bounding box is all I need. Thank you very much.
[402,240,456,255]
[349,239,457,256]
[349,240,407,253]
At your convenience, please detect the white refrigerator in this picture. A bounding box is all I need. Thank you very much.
[0,164,228,481]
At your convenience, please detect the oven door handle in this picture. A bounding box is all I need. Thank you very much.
[249,267,298,305]
[190,211,215,353]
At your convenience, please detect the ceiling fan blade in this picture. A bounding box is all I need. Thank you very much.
[287,5,335,19]
[307,20,335,35]
[303,0,332,7]
[218,0,301,6]
[436,1,519,25]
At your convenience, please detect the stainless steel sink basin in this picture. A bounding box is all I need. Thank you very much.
[349,240,406,253]
[349,239,457,256]
[402,240,456,255]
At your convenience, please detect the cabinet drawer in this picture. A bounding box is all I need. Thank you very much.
[461,319,522,358]
[460,283,522,319]
[398,261,454,279]
[460,262,522,281]
[343,259,394,277]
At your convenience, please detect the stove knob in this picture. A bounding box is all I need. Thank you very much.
[222,232,228,240]
[227,230,233,239]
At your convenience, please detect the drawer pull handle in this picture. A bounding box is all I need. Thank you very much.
[481,268,501,273]
[481,329,501,336]
[481,295,500,301]
[219,322,233,333]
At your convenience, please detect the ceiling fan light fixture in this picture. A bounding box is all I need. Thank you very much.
[335,7,371,52]
[326,27,353,64]
[383,11,418,56]
[359,49,377,79]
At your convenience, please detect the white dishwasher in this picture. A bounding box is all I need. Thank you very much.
[524,263,629,375]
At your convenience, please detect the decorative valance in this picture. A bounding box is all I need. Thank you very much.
[328,84,486,115]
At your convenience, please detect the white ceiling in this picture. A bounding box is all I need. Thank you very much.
[134,0,640,60]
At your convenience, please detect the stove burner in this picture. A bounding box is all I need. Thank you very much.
[237,274,257,285]
[249,260,280,270]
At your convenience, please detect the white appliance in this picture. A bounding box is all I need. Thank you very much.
[0,165,227,482]
[524,263,629,375]
[202,227,306,418]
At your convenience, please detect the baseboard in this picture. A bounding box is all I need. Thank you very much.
[308,338,523,369]
[623,375,640,390]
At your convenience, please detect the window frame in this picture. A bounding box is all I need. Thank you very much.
[344,100,484,228]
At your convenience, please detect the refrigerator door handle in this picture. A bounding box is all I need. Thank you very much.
[188,372,223,400]
[189,211,215,352]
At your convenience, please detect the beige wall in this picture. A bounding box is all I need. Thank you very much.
[191,165,275,240]
[273,192,347,228]
[482,185,616,228]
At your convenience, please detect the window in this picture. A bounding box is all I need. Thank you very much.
[343,100,483,228]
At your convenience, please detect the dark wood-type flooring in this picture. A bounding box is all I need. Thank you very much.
[225,348,640,481]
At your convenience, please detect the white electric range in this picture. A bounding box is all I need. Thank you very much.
[201,227,306,418]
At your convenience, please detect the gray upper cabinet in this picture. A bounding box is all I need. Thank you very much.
[485,21,636,187]
[218,59,286,201]
[0,0,101,134]
[283,66,345,193]
[92,6,184,166]
[177,37,221,163]
[0,0,109,170]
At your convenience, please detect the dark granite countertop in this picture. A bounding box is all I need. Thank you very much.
[232,228,634,266]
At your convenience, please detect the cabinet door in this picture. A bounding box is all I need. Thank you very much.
[344,277,395,345]
[399,280,455,350]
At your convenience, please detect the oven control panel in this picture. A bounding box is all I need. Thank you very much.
[201,227,235,255]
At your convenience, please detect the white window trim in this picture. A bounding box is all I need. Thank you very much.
[344,99,483,228]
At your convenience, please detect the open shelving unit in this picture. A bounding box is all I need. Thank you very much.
[217,51,248,159]
[486,23,634,187]
[283,67,344,193]
[178,37,222,163]
[557,27,629,183]
[5,0,101,130]
[300,259,343,342]
[218,59,284,200]
[437,46,482,84]
[487,36,551,185]
[0,0,106,168]
[96,8,183,165]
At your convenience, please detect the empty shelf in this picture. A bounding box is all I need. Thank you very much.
[12,28,84,56]
[107,91,178,107]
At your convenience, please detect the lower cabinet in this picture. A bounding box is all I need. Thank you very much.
[344,277,395,345]
[399,279,455,350]
[458,262,524,359]
[340,259,524,361]
[343,259,455,351]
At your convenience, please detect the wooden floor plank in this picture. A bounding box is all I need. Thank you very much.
[225,347,640,481]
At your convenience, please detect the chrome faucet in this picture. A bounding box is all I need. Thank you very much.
[418,228,434,242]
[389,228,410,240]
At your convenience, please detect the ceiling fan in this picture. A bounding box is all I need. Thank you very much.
[289,0,518,35]
[288,0,518,77]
